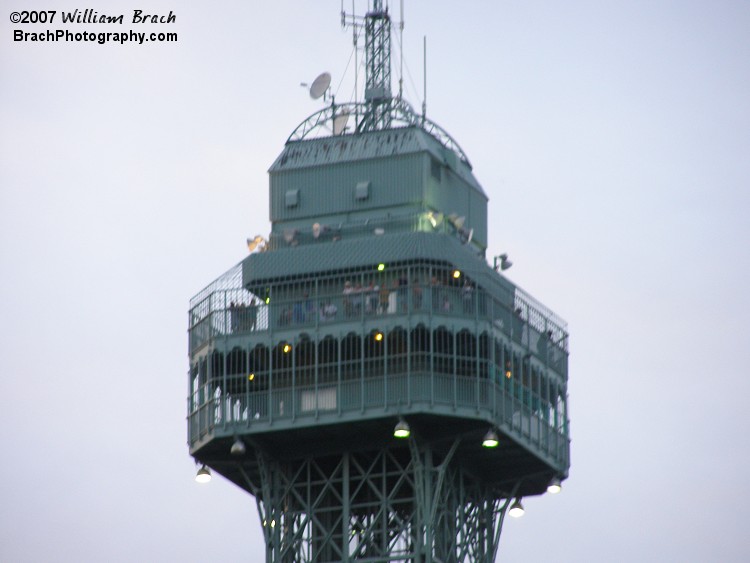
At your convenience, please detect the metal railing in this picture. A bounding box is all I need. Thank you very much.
[189,283,568,364]
[187,372,569,469]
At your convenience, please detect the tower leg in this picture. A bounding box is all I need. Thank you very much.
[250,442,518,562]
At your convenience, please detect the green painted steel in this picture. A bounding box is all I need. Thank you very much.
[269,127,488,250]
[187,3,570,561]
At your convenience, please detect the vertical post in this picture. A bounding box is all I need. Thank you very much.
[342,452,350,563]
[422,35,427,122]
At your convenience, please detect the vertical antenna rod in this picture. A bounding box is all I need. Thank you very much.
[399,0,404,99]
[352,0,358,122]
[422,35,427,122]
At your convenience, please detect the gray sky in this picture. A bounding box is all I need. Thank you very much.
[1,1,749,561]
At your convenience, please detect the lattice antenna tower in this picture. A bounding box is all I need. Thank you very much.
[342,0,394,131]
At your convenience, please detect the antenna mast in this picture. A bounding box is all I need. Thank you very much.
[360,0,392,131]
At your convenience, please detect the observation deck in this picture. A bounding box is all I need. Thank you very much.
[188,222,569,497]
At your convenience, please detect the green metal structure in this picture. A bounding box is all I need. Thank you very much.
[188,3,569,561]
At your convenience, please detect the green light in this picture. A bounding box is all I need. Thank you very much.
[482,430,499,448]
[377,263,386,271]
[393,420,410,438]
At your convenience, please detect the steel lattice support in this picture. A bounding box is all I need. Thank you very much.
[250,440,518,563]
[360,0,393,132]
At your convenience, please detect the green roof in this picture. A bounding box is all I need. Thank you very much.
[242,231,515,303]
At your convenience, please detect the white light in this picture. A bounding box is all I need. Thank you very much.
[195,465,211,484]
[509,498,524,518]
[547,477,562,494]
[231,438,246,456]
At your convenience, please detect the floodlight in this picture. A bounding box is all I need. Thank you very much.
[547,477,562,494]
[508,498,524,518]
[231,438,247,456]
[393,419,410,439]
[482,429,499,448]
[195,464,211,484]
[494,253,513,272]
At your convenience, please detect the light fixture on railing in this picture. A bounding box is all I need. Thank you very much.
[447,213,465,230]
[482,429,499,448]
[283,228,299,246]
[393,419,410,439]
[508,497,524,518]
[312,223,330,239]
[247,235,267,253]
[195,464,211,484]
[493,253,513,271]
[426,211,444,228]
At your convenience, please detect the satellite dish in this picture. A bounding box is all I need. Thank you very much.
[464,228,474,244]
[332,111,350,135]
[453,216,466,229]
[309,72,331,100]
[312,223,322,239]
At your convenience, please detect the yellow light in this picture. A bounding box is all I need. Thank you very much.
[374,332,383,342]
[248,373,255,381]
[377,263,385,271]
[265,297,270,304]
[452,269,461,279]
[505,370,512,379]
[283,344,291,353]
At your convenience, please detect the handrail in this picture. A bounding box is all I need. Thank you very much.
[285,98,472,167]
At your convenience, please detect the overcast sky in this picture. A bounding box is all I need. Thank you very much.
[1,1,749,561]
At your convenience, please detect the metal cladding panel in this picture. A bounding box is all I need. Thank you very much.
[426,164,488,249]
[270,154,423,222]
[469,185,488,248]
